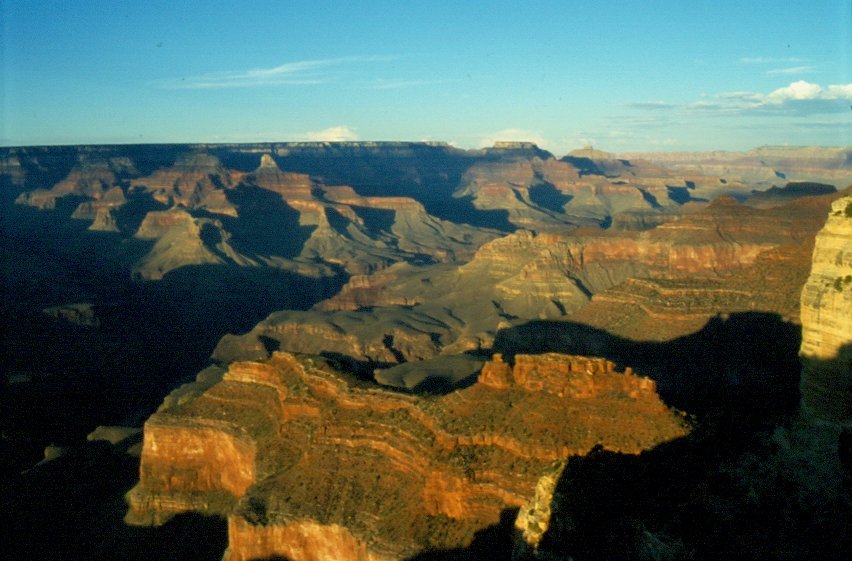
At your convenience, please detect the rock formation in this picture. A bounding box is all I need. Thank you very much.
[127,351,687,560]
[14,156,133,209]
[219,194,834,368]
[618,146,852,189]
[569,193,843,340]
[799,195,852,424]
[129,152,236,215]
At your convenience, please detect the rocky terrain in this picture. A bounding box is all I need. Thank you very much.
[1,143,850,560]
[511,196,852,561]
[126,352,687,560]
[799,195,852,424]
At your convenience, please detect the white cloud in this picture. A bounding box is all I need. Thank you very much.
[303,126,359,142]
[826,84,852,98]
[160,56,393,89]
[629,81,852,117]
[765,80,823,103]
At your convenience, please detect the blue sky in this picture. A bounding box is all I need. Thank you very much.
[2,0,850,154]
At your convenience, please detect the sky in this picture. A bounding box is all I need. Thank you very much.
[2,0,850,154]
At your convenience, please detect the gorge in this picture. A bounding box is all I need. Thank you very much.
[1,143,850,560]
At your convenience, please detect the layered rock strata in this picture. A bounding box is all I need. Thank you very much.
[220,195,833,367]
[570,193,844,340]
[127,351,687,560]
[799,195,852,424]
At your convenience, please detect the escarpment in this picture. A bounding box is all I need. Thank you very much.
[128,351,687,560]
[799,195,852,424]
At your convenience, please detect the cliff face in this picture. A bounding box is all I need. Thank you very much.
[128,351,687,560]
[570,194,841,340]
[618,146,852,188]
[799,195,852,424]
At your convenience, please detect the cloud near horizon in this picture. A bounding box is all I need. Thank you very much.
[303,126,359,142]
[630,80,852,117]
[478,128,549,149]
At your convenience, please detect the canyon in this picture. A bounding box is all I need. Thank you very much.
[1,142,850,560]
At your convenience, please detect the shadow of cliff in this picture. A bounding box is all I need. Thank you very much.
[223,185,316,259]
[1,196,346,476]
[273,145,518,231]
[492,312,803,417]
[527,400,851,560]
[404,508,518,561]
[1,440,228,561]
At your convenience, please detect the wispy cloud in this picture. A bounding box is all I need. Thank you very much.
[365,78,448,90]
[626,101,677,111]
[766,65,818,76]
[160,56,393,89]
[302,126,359,142]
[738,56,809,64]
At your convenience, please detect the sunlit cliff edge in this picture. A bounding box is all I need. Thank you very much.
[799,195,852,425]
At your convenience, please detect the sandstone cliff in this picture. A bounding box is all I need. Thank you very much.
[799,195,852,424]
[127,351,687,560]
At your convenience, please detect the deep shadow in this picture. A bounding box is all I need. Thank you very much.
[352,205,396,236]
[666,185,692,205]
[561,155,606,177]
[528,180,573,213]
[272,142,518,231]
[492,312,803,417]
[113,189,169,233]
[405,508,518,561]
[530,376,852,561]
[1,194,345,475]
[1,439,229,561]
[639,188,662,209]
[319,351,394,383]
[427,194,517,231]
[223,185,315,258]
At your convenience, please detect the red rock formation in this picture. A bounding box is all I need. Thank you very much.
[571,192,844,340]
[130,152,236,215]
[128,351,688,560]
[15,157,131,209]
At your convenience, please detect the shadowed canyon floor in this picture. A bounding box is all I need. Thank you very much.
[1,143,850,560]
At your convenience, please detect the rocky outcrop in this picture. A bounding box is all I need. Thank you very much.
[799,195,852,424]
[14,157,132,209]
[128,351,687,560]
[70,185,126,231]
[130,152,237,216]
[132,208,230,280]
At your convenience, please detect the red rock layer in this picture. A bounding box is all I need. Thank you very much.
[128,352,687,560]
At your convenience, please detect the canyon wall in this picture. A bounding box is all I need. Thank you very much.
[128,351,687,560]
[799,195,852,425]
